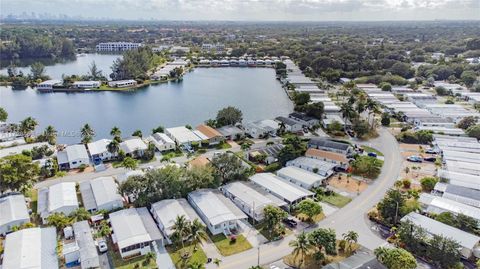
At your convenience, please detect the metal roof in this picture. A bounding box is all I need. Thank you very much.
[151,199,192,237]
[0,194,29,229]
[250,173,314,203]
[286,157,336,177]
[90,177,122,209]
[188,189,247,226]
[308,138,351,151]
[48,182,78,212]
[402,212,480,250]
[65,144,89,161]
[442,150,480,164]
[437,169,480,191]
[119,137,148,154]
[87,139,111,156]
[2,227,58,269]
[166,126,202,144]
[109,208,152,249]
[419,193,480,221]
[221,182,287,213]
[278,166,328,185]
[72,221,100,269]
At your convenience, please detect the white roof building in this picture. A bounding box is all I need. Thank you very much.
[119,137,148,155]
[80,177,123,212]
[402,212,480,258]
[437,169,480,191]
[220,182,287,221]
[38,182,79,222]
[115,170,145,184]
[150,199,203,243]
[0,142,51,159]
[445,160,480,176]
[63,221,100,269]
[0,194,30,235]
[2,227,58,269]
[145,132,176,152]
[165,126,202,145]
[434,183,480,208]
[188,189,247,235]
[250,173,314,204]
[286,157,336,177]
[109,208,162,258]
[57,144,90,170]
[87,139,113,160]
[277,166,329,190]
[419,193,480,223]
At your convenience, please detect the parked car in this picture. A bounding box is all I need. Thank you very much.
[424,156,437,162]
[407,155,422,162]
[282,218,297,228]
[367,152,378,158]
[425,148,437,154]
[97,239,108,253]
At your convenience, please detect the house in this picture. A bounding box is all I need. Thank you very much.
[150,199,203,244]
[401,212,480,259]
[62,221,100,269]
[96,42,142,51]
[36,79,63,90]
[433,183,480,208]
[216,125,245,140]
[38,182,79,223]
[115,170,145,184]
[119,137,148,158]
[108,80,137,88]
[247,143,284,165]
[322,114,347,129]
[189,156,211,168]
[188,189,248,235]
[145,132,176,152]
[57,144,90,170]
[305,148,349,170]
[286,157,336,178]
[196,124,224,145]
[323,250,386,269]
[308,138,353,155]
[220,181,287,222]
[275,116,304,133]
[2,227,58,269]
[288,112,320,128]
[72,81,101,89]
[80,177,123,212]
[250,173,314,205]
[109,208,162,259]
[87,139,114,162]
[244,119,280,138]
[0,193,30,235]
[437,169,480,191]
[0,141,51,159]
[418,193,480,224]
[165,126,203,146]
[277,166,329,189]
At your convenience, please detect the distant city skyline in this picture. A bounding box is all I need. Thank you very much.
[2,0,479,21]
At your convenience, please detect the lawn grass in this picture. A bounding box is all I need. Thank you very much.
[296,212,325,223]
[210,234,252,256]
[318,193,352,208]
[254,222,292,241]
[109,250,157,269]
[168,245,207,268]
[216,141,232,150]
[361,145,384,156]
[27,189,38,213]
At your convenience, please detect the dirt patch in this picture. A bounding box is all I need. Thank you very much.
[67,166,94,175]
[328,175,368,193]
[399,143,430,152]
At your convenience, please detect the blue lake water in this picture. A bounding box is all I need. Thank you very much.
[0,55,293,143]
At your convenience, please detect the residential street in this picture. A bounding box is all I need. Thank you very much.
[209,128,402,269]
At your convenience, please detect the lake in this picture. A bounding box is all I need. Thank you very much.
[0,55,293,144]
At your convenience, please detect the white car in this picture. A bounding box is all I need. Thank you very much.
[97,239,108,253]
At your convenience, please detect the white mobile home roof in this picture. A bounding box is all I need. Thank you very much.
[109,208,152,250]
[250,173,314,203]
[401,212,480,251]
[166,126,202,144]
[188,189,247,226]
[442,150,480,164]
[119,137,148,154]
[286,157,336,177]
[151,199,193,237]
[0,194,29,230]
[415,126,465,136]
[2,227,58,269]
[222,182,287,213]
[277,166,328,186]
[445,160,480,176]
[48,182,78,212]
[0,142,50,159]
[439,184,480,208]
[80,177,122,211]
[433,134,478,143]
[87,139,111,156]
[73,221,100,269]
[419,193,480,221]
[66,144,89,161]
[437,169,480,191]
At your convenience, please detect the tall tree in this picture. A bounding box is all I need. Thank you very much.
[188,219,208,253]
[172,215,190,251]
[81,123,95,144]
[30,62,46,80]
[42,125,57,145]
[289,231,312,268]
[121,157,138,170]
[216,106,243,127]
[374,247,417,269]
[19,116,38,137]
[263,205,288,238]
[295,199,322,222]
[0,107,8,122]
[342,231,358,254]
[88,61,103,80]
[110,126,121,137]
[377,189,406,225]
[210,153,251,183]
[0,154,40,194]
[308,228,337,257]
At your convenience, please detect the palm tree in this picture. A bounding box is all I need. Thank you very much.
[365,98,379,129]
[340,102,356,123]
[69,208,91,222]
[43,125,57,145]
[187,262,205,269]
[289,231,312,268]
[172,215,190,252]
[342,231,359,254]
[110,126,121,137]
[19,117,38,137]
[81,124,95,144]
[107,139,120,156]
[213,258,222,267]
[188,219,208,253]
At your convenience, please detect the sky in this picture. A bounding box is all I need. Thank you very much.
[2,0,479,21]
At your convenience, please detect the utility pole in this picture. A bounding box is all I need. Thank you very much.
[394,201,399,224]
[257,245,260,266]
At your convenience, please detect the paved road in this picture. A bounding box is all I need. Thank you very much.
[210,128,402,269]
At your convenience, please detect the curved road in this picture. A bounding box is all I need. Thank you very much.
[215,128,402,269]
